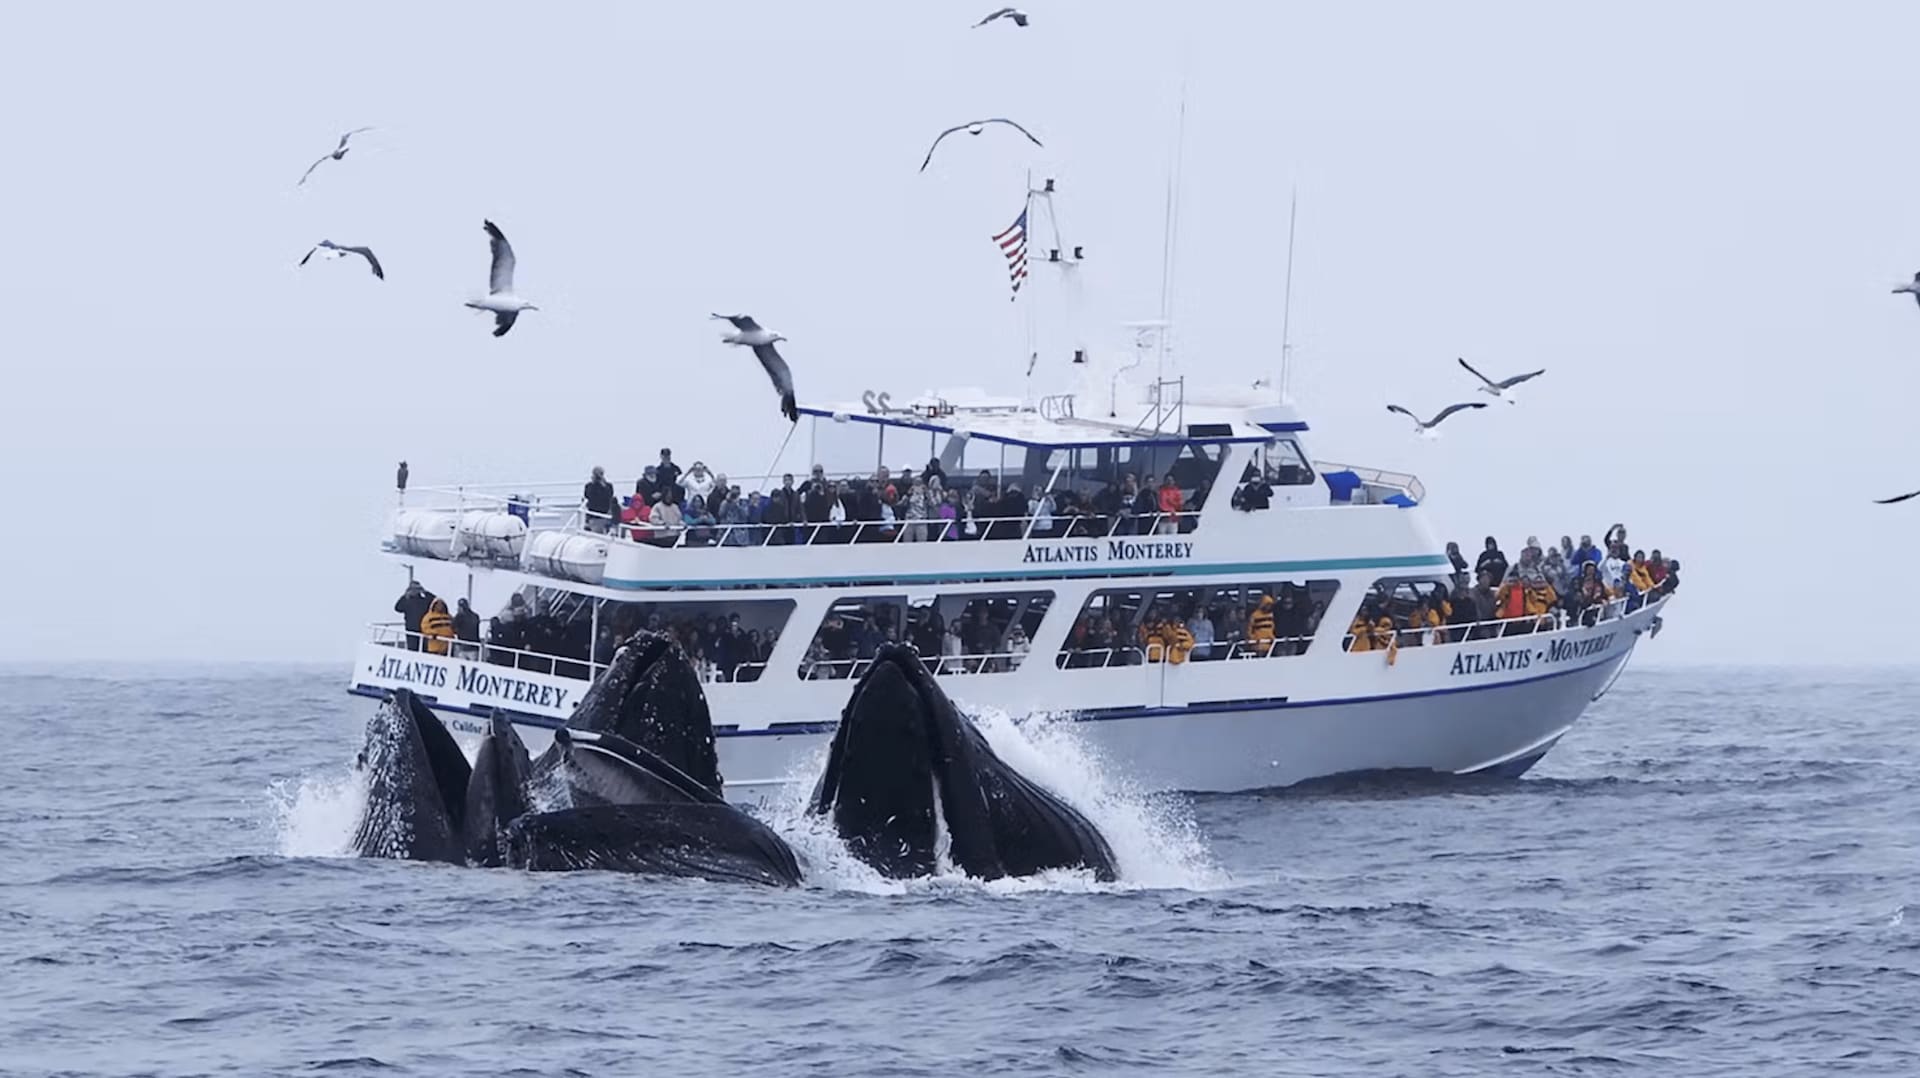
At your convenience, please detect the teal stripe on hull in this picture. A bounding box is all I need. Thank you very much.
[602,554,1451,591]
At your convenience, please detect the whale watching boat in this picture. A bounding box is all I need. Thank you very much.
[348,362,1668,802]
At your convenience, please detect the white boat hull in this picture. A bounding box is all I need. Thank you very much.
[352,608,1651,805]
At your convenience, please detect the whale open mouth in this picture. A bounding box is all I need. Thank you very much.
[811,645,1118,882]
[565,632,722,795]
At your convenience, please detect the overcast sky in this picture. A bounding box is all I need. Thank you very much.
[3,2,1914,668]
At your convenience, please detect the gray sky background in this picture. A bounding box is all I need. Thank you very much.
[3,2,1913,668]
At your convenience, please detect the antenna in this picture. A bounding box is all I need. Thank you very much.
[1279,186,1298,400]
[1156,82,1189,385]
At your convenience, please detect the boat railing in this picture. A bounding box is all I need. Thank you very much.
[368,621,611,681]
[1312,461,1426,504]
[1054,635,1317,668]
[367,622,772,685]
[801,649,1033,680]
[1342,594,1664,652]
[600,508,1207,551]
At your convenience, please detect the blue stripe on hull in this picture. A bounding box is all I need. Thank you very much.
[601,553,1450,591]
[346,647,1627,739]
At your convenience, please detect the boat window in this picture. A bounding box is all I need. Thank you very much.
[1233,438,1314,510]
[1057,578,1339,667]
[1346,577,1468,652]
[596,597,796,683]
[797,590,1054,680]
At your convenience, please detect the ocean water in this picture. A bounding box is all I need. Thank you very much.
[3,665,1917,1077]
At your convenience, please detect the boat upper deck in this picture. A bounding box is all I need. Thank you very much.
[384,387,1444,593]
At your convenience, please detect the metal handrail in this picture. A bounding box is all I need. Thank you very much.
[800,649,1032,680]
[1312,460,1427,504]
[368,622,610,681]
[600,506,1207,551]
[1341,594,1662,652]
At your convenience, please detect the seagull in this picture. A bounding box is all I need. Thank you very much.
[712,314,799,423]
[396,461,409,493]
[464,220,537,337]
[1875,488,1920,504]
[297,240,384,280]
[296,127,375,187]
[973,7,1030,27]
[1386,402,1486,438]
[1457,357,1546,403]
[919,118,1044,173]
[1893,272,1920,309]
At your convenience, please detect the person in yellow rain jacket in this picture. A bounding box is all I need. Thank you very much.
[1139,615,1169,663]
[1346,603,1395,653]
[1523,578,1559,629]
[420,597,455,656]
[1628,550,1656,595]
[1163,618,1195,664]
[1246,593,1276,655]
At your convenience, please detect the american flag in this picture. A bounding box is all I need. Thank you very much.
[992,206,1028,300]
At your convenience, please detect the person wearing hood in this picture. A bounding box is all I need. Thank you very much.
[1543,546,1572,597]
[452,598,482,658]
[1346,601,1395,653]
[393,581,435,651]
[1572,534,1602,569]
[419,597,454,656]
[1475,536,1508,587]
[1446,541,1469,588]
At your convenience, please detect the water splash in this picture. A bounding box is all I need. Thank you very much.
[763,704,1230,895]
[266,767,366,858]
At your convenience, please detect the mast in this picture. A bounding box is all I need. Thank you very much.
[1155,83,1190,384]
[1279,186,1298,400]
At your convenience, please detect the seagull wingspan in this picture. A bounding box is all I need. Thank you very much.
[298,244,320,267]
[1457,357,1498,389]
[1428,402,1488,426]
[711,312,762,332]
[1385,404,1417,420]
[339,126,375,151]
[296,154,330,186]
[340,244,385,280]
[483,219,515,294]
[1496,368,1546,389]
[983,117,1045,148]
[919,118,1043,172]
[492,310,520,337]
[973,6,1016,27]
[919,125,970,172]
[1875,489,1920,505]
[752,343,799,423]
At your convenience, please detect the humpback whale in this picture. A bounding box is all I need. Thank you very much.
[348,633,800,886]
[810,645,1118,881]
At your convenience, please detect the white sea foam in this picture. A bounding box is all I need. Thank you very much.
[266,766,367,858]
[764,703,1230,895]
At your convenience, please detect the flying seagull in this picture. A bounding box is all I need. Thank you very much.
[1386,402,1486,438]
[464,220,537,337]
[712,314,799,423]
[919,118,1044,173]
[1875,488,1920,505]
[297,240,384,280]
[296,127,375,187]
[974,7,1030,27]
[1457,357,1545,403]
[1893,272,1920,309]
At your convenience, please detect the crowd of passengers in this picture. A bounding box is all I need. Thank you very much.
[578,448,1219,547]
[390,580,778,683]
[1061,585,1328,667]
[1345,525,1681,651]
[798,600,1035,679]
